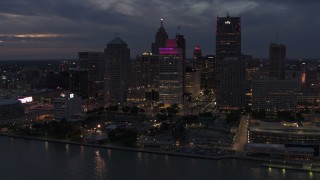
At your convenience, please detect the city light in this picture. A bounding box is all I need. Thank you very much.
[18,96,33,103]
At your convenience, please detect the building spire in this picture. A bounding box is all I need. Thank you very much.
[160,18,163,27]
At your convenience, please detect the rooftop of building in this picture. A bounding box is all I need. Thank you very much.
[245,143,285,149]
[108,37,126,45]
[249,120,320,135]
[245,143,315,153]
[0,98,21,105]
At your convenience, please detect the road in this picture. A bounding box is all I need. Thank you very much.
[232,115,249,152]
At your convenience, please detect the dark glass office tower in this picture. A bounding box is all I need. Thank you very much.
[269,43,286,79]
[193,46,202,70]
[79,52,105,98]
[104,37,130,104]
[176,34,187,99]
[216,15,246,110]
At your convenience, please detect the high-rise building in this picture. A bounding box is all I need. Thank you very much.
[159,39,184,105]
[216,15,241,61]
[216,15,246,109]
[79,52,105,98]
[193,46,202,70]
[269,43,286,79]
[128,52,160,102]
[219,57,246,109]
[185,67,201,97]
[135,52,160,90]
[70,69,89,100]
[151,19,168,55]
[176,34,187,101]
[104,37,130,104]
[201,55,215,90]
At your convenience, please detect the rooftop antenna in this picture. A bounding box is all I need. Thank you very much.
[160,18,164,27]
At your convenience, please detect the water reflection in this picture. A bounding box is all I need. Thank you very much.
[268,167,272,176]
[107,149,111,157]
[137,152,142,160]
[94,150,107,180]
[45,141,49,151]
[0,136,315,180]
[165,155,169,163]
[65,144,69,154]
[282,169,286,176]
[80,145,85,157]
[10,137,14,148]
[309,171,313,179]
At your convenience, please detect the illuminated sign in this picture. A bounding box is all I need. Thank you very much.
[142,52,152,56]
[18,96,33,103]
[194,46,201,50]
[70,94,74,98]
[225,21,231,24]
[159,48,181,55]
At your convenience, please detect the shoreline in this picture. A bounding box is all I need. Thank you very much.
[0,133,233,161]
[0,133,317,172]
[262,163,320,173]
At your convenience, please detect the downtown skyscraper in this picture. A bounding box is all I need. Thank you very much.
[215,15,246,110]
[151,19,168,55]
[159,39,184,105]
[79,52,105,99]
[104,37,130,104]
[269,43,286,79]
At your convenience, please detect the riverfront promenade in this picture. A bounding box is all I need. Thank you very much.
[0,133,233,161]
[2,132,320,174]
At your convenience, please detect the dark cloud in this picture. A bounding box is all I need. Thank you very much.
[0,0,319,60]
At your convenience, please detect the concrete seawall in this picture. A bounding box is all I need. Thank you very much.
[0,133,233,161]
[1,132,317,172]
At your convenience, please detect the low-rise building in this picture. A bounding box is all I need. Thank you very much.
[0,98,24,118]
[248,121,320,144]
[245,143,315,160]
[53,93,82,120]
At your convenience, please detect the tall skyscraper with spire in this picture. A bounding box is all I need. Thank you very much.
[152,19,168,55]
[216,14,246,110]
[104,37,130,104]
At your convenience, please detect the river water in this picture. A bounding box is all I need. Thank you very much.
[0,136,316,180]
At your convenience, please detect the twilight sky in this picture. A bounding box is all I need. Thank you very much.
[0,0,319,60]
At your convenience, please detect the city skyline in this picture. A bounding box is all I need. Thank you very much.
[0,1,320,60]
